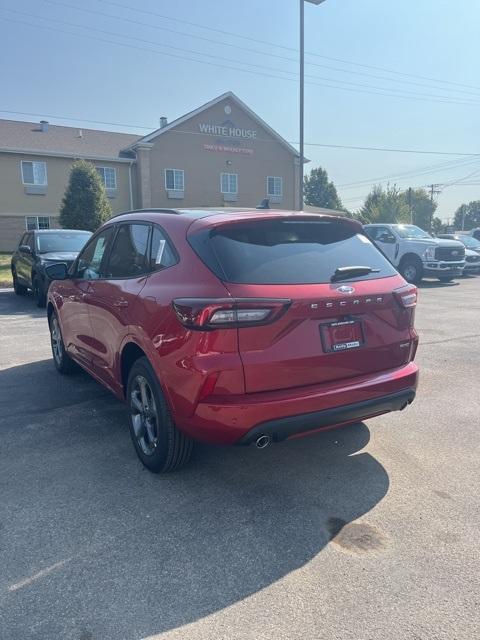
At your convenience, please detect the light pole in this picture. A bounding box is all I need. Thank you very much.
[299,0,326,210]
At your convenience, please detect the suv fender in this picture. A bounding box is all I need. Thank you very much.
[118,338,177,416]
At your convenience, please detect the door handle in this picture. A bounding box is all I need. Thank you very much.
[113,299,129,308]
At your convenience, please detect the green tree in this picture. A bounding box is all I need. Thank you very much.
[303,167,343,210]
[405,187,437,230]
[361,184,410,224]
[60,160,112,231]
[432,217,444,234]
[453,201,480,230]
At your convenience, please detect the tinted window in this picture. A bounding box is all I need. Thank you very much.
[36,232,91,253]
[365,226,391,241]
[189,219,397,285]
[76,227,114,280]
[150,227,177,271]
[395,225,431,239]
[18,233,27,247]
[26,233,35,251]
[106,224,150,278]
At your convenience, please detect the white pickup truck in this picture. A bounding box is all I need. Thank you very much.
[364,223,465,283]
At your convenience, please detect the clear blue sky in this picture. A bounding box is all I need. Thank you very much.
[1,0,479,221]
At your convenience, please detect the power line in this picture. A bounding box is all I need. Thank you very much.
[94,0,480,93]
[338,157,480,189]
[305,143,479,156]
[0,109,152,130]
[1,109,479,158]
[4,7,480,107]
[440,167,480,189]
[39,0,480,99]
[341,164,480,207]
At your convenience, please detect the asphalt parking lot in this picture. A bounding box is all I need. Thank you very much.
[0,279,479,640]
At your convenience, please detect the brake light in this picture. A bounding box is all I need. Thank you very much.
[172,298,291,330]
[393,285,417,309]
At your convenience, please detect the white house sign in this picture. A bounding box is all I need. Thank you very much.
[198,123,257,139]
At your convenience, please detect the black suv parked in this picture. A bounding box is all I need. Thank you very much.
[11,229,91,307]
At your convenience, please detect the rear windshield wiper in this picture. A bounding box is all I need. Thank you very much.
[330,266,380,282]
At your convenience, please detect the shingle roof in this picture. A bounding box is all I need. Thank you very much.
[0,119,141,160]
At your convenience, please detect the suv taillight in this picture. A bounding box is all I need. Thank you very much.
[393,284,418,309]
[172,298,291,330]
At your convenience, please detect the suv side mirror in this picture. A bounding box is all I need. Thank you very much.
[378,233,396,244]
[45,263,69,281]
[19,244,32,254]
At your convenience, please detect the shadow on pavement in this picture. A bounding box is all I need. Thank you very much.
[418,279,460,289]
[0,288,47,318]
[0,358,110,419]
[0,356,390,639]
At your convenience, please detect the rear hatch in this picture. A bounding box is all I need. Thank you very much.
[189,216,416,394]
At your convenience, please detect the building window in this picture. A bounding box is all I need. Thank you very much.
[267,176,283,197]
[26,216,50,230]
[96,167,117,190]
[21,161,47,185]
[221,173,238,194]
[165,169,184,191]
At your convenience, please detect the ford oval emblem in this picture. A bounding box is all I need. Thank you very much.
[336,285,355,294]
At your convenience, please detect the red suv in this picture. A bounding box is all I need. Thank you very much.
[46,209,419,473]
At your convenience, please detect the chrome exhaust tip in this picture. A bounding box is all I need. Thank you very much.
[255,435,271,449]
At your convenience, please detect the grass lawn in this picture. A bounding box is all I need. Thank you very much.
[0,253,13,287]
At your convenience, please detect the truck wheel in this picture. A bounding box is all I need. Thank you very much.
[12,270,27,295]
[33,276,47,308]
[127,357,193,473]
[400,257,423,284]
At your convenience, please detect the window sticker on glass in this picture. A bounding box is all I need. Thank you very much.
[155,239,166,264]
[92,238,106,263]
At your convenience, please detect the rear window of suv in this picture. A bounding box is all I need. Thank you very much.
[189,218,397,284]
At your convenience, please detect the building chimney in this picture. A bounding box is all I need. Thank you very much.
[40,120,49,132]
[159,116,168,128]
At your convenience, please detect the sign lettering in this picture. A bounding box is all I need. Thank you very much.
[198,123,257,139]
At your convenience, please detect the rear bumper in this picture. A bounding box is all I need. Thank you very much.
[238,389,415,444]
[178,361,419,445]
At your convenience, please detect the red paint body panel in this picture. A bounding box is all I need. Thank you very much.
[48,209,419,446]
[225,275,415,393]
[179,362,418,444]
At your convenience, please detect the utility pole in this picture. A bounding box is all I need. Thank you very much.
[407,187,413,224]
[428,184,441,231]
[299,1,327,210]
[299,0,305,210]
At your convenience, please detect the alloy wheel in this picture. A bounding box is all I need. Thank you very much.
[50,316,63,366]
[130,375,159,456]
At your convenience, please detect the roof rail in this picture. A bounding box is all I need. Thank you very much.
[109,208,180,219]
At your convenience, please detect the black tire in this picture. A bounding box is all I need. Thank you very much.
[48,312,76,374]
[438,277,453,283]
[399,256,423,284]
[126,357,193,473]
[33,276,47,308]
[12,270,27,295]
